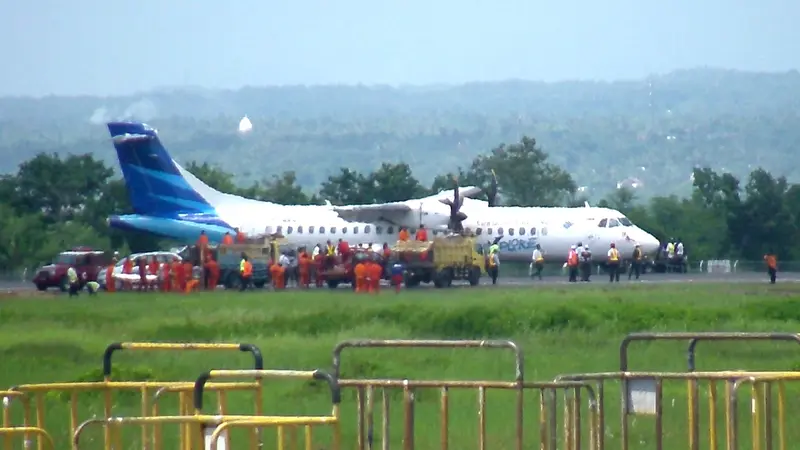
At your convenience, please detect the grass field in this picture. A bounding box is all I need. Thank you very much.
[2,283,800,450]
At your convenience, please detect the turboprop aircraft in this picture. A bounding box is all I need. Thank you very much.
[106,121,659,261]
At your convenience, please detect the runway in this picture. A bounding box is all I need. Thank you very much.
[1,271,795,295]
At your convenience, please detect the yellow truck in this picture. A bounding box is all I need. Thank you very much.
[392,233,485,288]
[186,234,289,289]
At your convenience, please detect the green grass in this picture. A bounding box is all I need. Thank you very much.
[2,283,800,450]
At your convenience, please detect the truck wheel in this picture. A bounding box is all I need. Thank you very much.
[36,283,47,292]
[327,280,340,289]
[59,276,70,292]
[225,273,241,290]
[468,266,480,286]
[253,281,265,289]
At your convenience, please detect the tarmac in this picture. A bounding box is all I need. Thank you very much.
[2,271,797,294]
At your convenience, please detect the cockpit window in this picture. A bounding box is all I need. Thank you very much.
[608,218,620,228]
[619,217,633,226]
[598,219,608,228]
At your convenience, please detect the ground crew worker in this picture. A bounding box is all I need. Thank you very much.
[105,257,117,292]
[122,257,133,290]
[487,249,499,285]
[197,230,209,252]
[222,232,234,245]
[607,243,621,283]
[160,259,172,292]
[205,254,220,290]
[382,243,391,260]
[764,252,777,284]
[137,256,148,292]
[85,280,100,295]
[566,245,579,282]
[182,259,194,293]
[67,266,80,297]
[398,227,410,241]
[530,244,544,280]
[298,251,311,288]
[148,256,160,290]
[390,260,404,293]
[235,228,246,243]
[239,253,253,291]
[415,225,428,241]
[368,258,382,293]
[354,260,367,293]
[326,240,336,257]
[313,251,325,287]
[270,261,285,290]
[170,258,182,292]
[579,245,592,282]
[629,244,643,280]
[337,239,350,260]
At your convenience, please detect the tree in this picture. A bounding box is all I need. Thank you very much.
[319,168,373,205]
[362,163,426,203]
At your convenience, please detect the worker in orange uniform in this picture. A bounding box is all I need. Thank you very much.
[298,251,311,288]
[382,243,392,260]
[566,245,579,282]
[148,256,160,291]
[398,227,410,241]
[354,260,367,293]
[204,254,220,290]
[137,256,148,292]
[764,252,778,284]
[313,251,325,287]
[270,261,285,290]
[222,232,234,245]
[337,238,350,259]
[415,225,428,241]
[105,257,117,292]
[235,228,246,243]
[172,258,185,293]
[160,259,172,292]
[182,259,195,292]
[122,257,133,290]
[368,258,382,293]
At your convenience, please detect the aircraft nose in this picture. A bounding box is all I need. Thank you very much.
[639,231,661,255]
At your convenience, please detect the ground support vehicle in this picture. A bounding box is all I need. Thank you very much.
[392,234,485,288]
[32,248,113,292]
[186,234,288,289]
[318,248,381,289]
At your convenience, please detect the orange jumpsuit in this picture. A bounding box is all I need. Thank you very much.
[222,234,234,245]
[122,259,133,290]
[313,254,324,287]
[160,263,171,292]
[148,258,159,290]
[205,257,219,290]
[270,264,286,289]
[354,263,367,293]
[183,261,196,292]
[368,262,382,293]
[298,255,311,288]
[415,228,428,241]
[105,264,115,292]
[171,260,184,293]
[398,229,410,241]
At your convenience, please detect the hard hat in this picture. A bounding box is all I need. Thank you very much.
[635,243,640,247]
[610,243,616,248]
[570,245,576,249]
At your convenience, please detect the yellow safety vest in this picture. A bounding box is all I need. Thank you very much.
[326,245,336,256]
[239,259,246,273]
[609,249,619,262]
[488,253,498,267]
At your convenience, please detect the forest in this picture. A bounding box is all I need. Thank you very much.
[1,68,800,200]
[0,134,797,274]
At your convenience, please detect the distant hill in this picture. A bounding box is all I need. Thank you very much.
[2,68,799,200]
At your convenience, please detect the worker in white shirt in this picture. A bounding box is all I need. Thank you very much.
[530,244,545,280]
[607,243,621,283]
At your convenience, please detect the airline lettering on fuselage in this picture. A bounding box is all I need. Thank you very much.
[499,237,538,253]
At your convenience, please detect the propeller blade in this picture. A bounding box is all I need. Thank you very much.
[487,169,499,207]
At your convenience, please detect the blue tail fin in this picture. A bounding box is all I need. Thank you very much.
[108,122,217,218]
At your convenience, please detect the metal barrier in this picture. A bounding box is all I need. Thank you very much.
[332,339,598,450]
[7,342,264,450]
[728,373,800,450]
[619,332,800,372]
[73,369,341,450]
[554,370,800,450]
[0,427,55,450]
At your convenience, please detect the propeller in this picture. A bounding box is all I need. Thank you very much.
[440,176,467,232]
[487,169,499,207]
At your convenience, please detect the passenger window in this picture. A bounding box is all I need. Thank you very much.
[487,228,493,235]
[342,227,348,234]
[297,226,303,234]
[364,225,371,233]
[375,226,382,234]
[498,227,504,235]
[542,227,548,236]
[309,226,315,234]
[387,226,394,234]
[276,226,283,234]
[432,230,439,235]
[319,226,325,233]
[353,227,359,234]
[530,227,537,236]
[508,228,514,236]
[476,227,482,235]
[608,219,620,228]
[519,227,525,235]
[287,226,293,234]
[598,219,608,228]
[331,227,337,234]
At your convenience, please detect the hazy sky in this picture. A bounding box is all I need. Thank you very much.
[1,0,797,96]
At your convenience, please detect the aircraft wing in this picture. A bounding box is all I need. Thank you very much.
[333,203,413,224]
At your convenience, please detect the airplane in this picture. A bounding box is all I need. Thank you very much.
[106,121,660,262]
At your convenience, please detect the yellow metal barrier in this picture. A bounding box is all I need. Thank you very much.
[727,373,800,450]
[2,390,31,450]
[0,427,55,450]
[332,338,598,449]
[555,370,800,450]
[72,368,341,450]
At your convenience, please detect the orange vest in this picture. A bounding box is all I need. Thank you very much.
[567,250,578,267]
[242,261,253,276]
